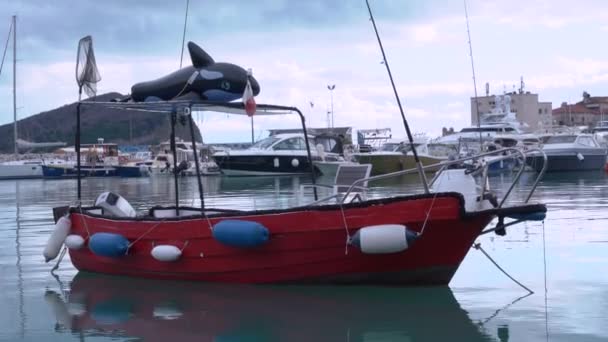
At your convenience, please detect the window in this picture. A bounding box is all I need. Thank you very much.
[538,109,542,114]
[577,136,598,147]
[545,135,576,144]
[273,137,306,150]
[251,137,280,149]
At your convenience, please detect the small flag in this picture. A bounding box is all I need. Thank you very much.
[243,72,256,117]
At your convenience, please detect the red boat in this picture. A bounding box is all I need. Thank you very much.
[42,100,546,286]
[60,191,542,285]
[44,34,546,286]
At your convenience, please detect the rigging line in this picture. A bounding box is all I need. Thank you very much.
[365,0,429,193]
[0,20,12,78]
[543,220,549,342]
[473,242,534,294]
[179,0,190,68]
[464,0,483,146]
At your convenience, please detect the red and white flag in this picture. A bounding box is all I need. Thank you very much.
[243,78,256,117]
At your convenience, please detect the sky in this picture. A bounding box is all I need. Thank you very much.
[1,0,608,143]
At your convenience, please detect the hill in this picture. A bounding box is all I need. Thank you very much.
[0,92,202,152]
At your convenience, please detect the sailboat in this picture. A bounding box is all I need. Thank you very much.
[0,16,66,180]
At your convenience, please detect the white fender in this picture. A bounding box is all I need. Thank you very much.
[65,234,85,250]
[351,224,413,254]
[153,304,183,320]
[43,216,71,262]
[151,245,182,262]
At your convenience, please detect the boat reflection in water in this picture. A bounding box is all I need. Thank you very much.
[45,273,493,341]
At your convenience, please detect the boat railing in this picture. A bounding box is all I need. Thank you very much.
[306,147,547,208]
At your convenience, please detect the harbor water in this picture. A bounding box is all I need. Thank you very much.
[1,171,607,341]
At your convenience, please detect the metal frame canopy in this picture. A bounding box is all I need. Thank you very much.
[82,100,301,116]
[74,100,318,211]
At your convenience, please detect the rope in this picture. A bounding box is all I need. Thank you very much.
[78,205,92,239]
[180,240,189,252]
[420,174,442,235]
[543,221,549,341]
[338,201,350,255]
[0,20,12,78]
[127,220,166,249]
[50,246,67,274]
[473,242,534,294]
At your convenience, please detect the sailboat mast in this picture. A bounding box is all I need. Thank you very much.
[12,15,17,156]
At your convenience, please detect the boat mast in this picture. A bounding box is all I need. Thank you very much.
[364,0,429,193]
[12,15,17,156]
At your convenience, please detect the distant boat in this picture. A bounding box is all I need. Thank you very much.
[0,16,67,180]
[213,133,340,176]
[527,133,607,172]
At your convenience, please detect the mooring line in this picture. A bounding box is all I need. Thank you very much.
[473,242,534,294]
[543,220,549,342]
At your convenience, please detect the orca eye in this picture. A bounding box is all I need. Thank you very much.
[221,81,231,90]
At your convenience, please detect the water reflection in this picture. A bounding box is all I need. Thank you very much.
[45,273,494,342]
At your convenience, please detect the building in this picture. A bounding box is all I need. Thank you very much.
[552,103,599,127]
[470,81,552,130]
[552,92,608,128]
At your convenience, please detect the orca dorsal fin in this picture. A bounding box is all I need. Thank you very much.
[188,42,215,68]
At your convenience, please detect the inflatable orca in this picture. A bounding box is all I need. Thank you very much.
[129,42,260,102]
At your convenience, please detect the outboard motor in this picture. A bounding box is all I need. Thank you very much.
[174,160,189,175]
[95,192,136,217]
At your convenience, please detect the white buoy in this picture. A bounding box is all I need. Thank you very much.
[151,245,182,262]
[43,216,71,262]
[291,158,299,167]
[350,224,416,254]
[273,158,280,168]
[64,234,85,250]
[577,153,584,161]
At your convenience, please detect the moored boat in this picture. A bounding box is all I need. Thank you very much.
[213,133,338,176]
[42,34,547,288]
[45,101,547,286]
[527,133,607,172]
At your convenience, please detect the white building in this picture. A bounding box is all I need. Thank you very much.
[471,84,552,130]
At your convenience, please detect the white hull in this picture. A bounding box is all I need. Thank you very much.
[220,168,307,176]
[0,163,43,179]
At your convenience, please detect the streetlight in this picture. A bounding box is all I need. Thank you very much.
[327,84,336,128]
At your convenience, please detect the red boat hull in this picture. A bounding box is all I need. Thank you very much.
[66,193,538,285]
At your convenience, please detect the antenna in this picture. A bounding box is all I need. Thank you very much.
[179,0,190,68]
[365,0,429,193]
[464,0,482,145]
